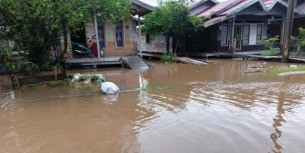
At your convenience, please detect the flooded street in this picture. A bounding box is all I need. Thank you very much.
[1,60,305,153]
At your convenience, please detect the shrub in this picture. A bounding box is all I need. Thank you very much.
[262,47,280,56]
[262,36,280,56]
[90,75,100,82]
[297,27,305,55]
[79,75,87,82]
[45,81,68,88]
[161,52,177,63]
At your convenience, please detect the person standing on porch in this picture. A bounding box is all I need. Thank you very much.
[89,35,98,57]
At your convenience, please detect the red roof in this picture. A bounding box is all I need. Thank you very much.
[263,0,274,8]
[197,0,304,27]
[197,0,239,17]
[219,0,253,16]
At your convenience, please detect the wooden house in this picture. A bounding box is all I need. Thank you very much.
[184,0,305,55]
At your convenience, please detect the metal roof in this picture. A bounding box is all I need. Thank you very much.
[197,0,305,27]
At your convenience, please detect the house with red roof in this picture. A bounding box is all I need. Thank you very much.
[185,0,305,55]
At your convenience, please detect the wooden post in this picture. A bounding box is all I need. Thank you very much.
[282,0,295,63]
[280,17,286,45]
[230,17,236,53]
[94,11,101,59]
[138,15,142,58]
[54,67,58,81]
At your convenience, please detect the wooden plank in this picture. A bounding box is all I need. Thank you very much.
[121,56,150,69]
[177,57,209,65]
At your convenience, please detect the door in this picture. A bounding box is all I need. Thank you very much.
[234,25,242,50]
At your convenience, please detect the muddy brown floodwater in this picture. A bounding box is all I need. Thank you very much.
[1,59,305,153]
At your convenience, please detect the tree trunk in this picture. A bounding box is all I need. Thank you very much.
[166,36,170,53]
[282,0,295,63]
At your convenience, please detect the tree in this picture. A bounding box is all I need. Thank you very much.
[142,0,204,53]
[0,0,130,66]
[281,0,295,62]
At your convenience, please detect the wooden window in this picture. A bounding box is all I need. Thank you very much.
[243,25,250,45]
[256,25,263,45]
[220,25,228,46]
[115,21,124,47]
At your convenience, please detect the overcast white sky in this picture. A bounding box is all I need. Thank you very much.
[140,0,226,6]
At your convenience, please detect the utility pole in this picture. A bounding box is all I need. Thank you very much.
[138,15,142,58]
[94,10,101,59]
[282,0,295,63]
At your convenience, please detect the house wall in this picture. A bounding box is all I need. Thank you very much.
[213,15,269,53]
[85,17,135,57]
[141,34,173,53]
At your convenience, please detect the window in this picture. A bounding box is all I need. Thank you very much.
[98,26,105,48]
[220,25,228,46]
[243,25,250,45]
[146,34,150,43]
[256,25,263,45]
[115,21,124,47]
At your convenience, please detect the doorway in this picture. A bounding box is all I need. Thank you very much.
[234,25,242,50]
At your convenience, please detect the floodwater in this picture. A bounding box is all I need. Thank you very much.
[1,59,305,153]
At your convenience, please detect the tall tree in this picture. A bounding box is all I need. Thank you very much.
[0,0,130,65]
[142,0,204,53]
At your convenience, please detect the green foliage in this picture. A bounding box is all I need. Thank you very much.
[67,74,74,80]
[143,1,204,52]
[262,47,280,56]
[0,0,130,64]
[271,66,305,74]
[161,52,177,63]
[21,62,40,75]
[262,36,280,56]
[297,27,305,55]
[79,75,88,82]
[45,80,68,88]
[0,40,19,73]
[90,75,100,82]
[26,84,37,91]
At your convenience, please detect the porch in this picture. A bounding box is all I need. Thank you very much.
[64,55,150,69]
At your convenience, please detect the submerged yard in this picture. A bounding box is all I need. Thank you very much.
[1,60,305,153]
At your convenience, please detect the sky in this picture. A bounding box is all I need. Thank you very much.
[140,0,226,6]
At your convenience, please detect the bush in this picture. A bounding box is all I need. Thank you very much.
[0,40,19,73]
[90,75,100,82]
[262,36,280,56]
[262,47,280,56]
[161,52,177,63]
[45,81,68,88]
[297,27,305,55]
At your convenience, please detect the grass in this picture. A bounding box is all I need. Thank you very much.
[271,66,305,74]
[161,52,177,63]
[45,80,69,88]
[26,84,37,90]
[90,75,100,82]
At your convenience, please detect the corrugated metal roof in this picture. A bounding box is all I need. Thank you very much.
[296,2,305,14]
[219,0,253,16]
[197,0,304,27]
[197,0,239,17]
[204,15,228,27]
[263,0,274,8]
